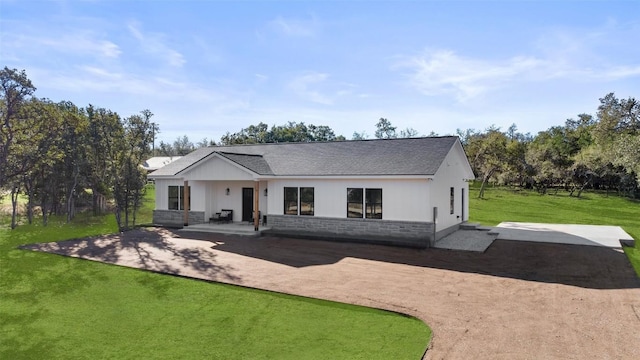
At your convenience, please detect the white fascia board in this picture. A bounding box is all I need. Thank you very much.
[259,175,433,180]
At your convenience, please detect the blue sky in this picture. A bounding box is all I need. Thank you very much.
[1,0,639,144]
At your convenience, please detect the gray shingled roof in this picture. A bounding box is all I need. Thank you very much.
[150,136,459,177]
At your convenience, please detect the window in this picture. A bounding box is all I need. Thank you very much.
[284,187,315,216]
[284,187,298,215]
[450,187,455,214]
[347,188,363,218]
[168,185,190,210]
[300,187,314,216]
[365,188,382,219]
[347,188,382,219]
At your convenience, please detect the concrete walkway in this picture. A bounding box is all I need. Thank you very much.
[21,228,640,360]
[434,229,496,252]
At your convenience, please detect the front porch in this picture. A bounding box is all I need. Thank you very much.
[179,221,272,237]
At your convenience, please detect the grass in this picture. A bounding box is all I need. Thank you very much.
[468,183,640,276]
[0,212,430,359]
[135,184,156,225]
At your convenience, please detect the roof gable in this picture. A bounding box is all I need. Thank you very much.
[182,153,258,181]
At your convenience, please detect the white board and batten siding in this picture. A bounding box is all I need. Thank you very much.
[429,142,474,230]
[181,155,255,181]
[267,178,432,222]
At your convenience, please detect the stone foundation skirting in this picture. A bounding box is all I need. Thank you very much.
[266,215,434,248]
[153,210,205,226]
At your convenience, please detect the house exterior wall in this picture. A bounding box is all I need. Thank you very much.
[154,179,186,210]
[267,178,431,221]
[429,144,471,237]
[264,178,434,247]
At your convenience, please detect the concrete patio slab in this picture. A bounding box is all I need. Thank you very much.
[495,222,634,248]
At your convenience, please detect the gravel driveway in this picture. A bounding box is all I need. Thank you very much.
[22,228,640,359]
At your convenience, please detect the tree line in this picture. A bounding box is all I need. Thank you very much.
[1,67,156,230]
[3,65,637,231]
[155,117,421,155]
[461,93,639,199]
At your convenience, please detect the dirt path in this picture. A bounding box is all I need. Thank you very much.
[23,228,640,359]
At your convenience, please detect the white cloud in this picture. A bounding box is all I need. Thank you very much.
[267,15,319,37]
[394,50,543,101]
[395,44,640,102]
[598,65,640,80]
[286,73,365,105]
[288,72,333,105]
[3,31,121,59]
[393,20,640,102]
[127,21,185,67]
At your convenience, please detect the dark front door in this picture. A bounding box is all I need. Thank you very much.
[242,187,254,222]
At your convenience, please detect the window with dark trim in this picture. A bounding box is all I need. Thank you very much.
[284,187,298,215]
[300,187,314,216]
[347,188,382,219]
[284,187,315,216]
[450,187,455,214]
[347,188,363,218]
[168,185,190,210]
[365,188,382,219]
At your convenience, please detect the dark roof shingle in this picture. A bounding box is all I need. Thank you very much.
[150,136,459,177]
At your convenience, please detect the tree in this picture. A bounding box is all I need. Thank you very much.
[86,105,122,215]
[173,135,195,155]
[374,118,397,139]
[197,138,216,148]
[399,128,419,138]
[308,124,337,142]
[219,121,341,145]
[468,127,508,198]
[613,134,640,186]
[352,131,368,140]
[525,129,572,194]
[156,140,175,156]
[112,110,155,231]
[0,67,36,191]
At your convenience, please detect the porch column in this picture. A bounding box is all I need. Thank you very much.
[183,180,189,226]
[254,181,259,231]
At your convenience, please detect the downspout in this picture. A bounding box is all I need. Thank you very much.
[432,206,437,247]
[183,180,189,226]
[253,181,259,231]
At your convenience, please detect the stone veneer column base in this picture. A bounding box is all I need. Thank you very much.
[266,215,433,248]
[153,210,205,227]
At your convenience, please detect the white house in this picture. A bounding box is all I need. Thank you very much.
[148,136,474,248]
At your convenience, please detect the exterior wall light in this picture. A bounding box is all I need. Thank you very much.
[226,188,230,196]
[264,188,268,197]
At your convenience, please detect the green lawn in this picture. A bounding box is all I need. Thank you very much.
[0,212,430,359]
[468,184,640,276]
